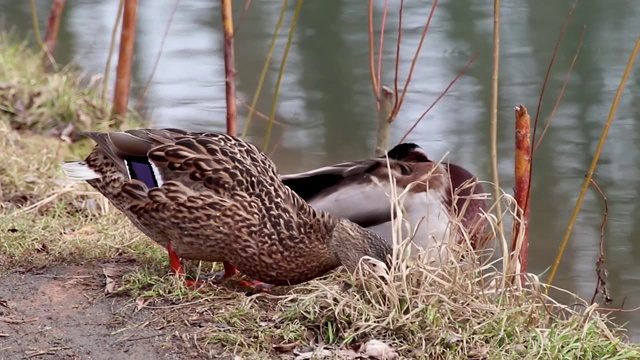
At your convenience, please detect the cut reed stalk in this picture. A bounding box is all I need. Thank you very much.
[513,105,531,278]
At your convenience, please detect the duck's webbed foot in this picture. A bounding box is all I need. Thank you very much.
[234,279,275,294]
[166,246,274,294]
[211,267,274,295]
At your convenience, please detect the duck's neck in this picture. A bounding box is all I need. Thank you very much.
[328,218,392,273]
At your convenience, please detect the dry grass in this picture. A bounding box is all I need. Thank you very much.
[1,34,639,359]
[0,31,141,140]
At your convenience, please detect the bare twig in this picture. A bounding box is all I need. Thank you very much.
[135,0,179,110]
[0,317,38,324]
[389,0,438,122]
[232,0,253,36]
[368,0,379,98]
[547,36,640,288]
[103,0,125,106]
[376,0,389,104]
[588,178,612,305]
[399,52,479,143]
[531,0,579,151]
[392,0,403,116]
[221,0,237,136]
[526,0,579,219]
[111,0,139,121]
[533,24,586,153]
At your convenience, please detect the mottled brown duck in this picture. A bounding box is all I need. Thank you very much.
[281,143,489,261]
[61,128,391,291]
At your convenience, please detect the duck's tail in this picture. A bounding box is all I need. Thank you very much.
[60,161,101,181]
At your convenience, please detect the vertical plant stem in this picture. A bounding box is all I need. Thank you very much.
[368,0,379,99]
[392,0,403,113]
[29,0,44,50]
[490,0,503,229]
[111,0,139,121]
[376,0,389,94]
[375,86,394,156]
[241,0,288,139]
[221,0,237,136]
[547,36,640,288]
[103,0,125,107]
[42,0,66,73]
[263,0,303,152]
[513,105,531,278]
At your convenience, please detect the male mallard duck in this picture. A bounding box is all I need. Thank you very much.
[281,143,489,261]
[61,128,391,291]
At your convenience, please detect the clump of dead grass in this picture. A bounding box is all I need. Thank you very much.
[0,31,141,141]
[272,188,640,359]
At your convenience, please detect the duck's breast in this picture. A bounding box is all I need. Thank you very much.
[366,188,452,260]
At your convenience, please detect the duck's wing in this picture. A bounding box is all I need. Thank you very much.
[282,158,421,228]
[281,159,381,201]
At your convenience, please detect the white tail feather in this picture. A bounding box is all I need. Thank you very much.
[61,161,101,181]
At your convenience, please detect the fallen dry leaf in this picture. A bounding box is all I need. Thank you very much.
[135,296,149,312]
[102,265,121,294]
[35,243,49,253]
[63,226,98,240]
[294,349,333,360]
[362,339,398,359]
[273,342,300,353]
[23,175,42,184]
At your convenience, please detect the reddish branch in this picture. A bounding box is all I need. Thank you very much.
[376,0,389,100]
[513,105,532,276]
[221,0,237,137]
[368,0,379,99]
[534,25,586,153]
[220,0,239,277]
[112,0,139,120]
[390,0,438,122]
[42,0,66,73]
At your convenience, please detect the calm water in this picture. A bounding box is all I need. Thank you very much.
[3,0,640,340]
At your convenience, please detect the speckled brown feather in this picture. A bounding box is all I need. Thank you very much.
[70,129,391,285]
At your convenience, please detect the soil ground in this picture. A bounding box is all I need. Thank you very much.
[0,264,198,360]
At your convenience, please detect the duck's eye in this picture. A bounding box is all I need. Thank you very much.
[399,164,412,175]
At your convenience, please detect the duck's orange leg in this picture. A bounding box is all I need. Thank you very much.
[167,242,184,275]
[168,242,205,288]
[222,262,238,278]
[168,245,272,293]
[220,262,273,293]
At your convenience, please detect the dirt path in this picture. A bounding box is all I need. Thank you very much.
[0,265,186,360]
